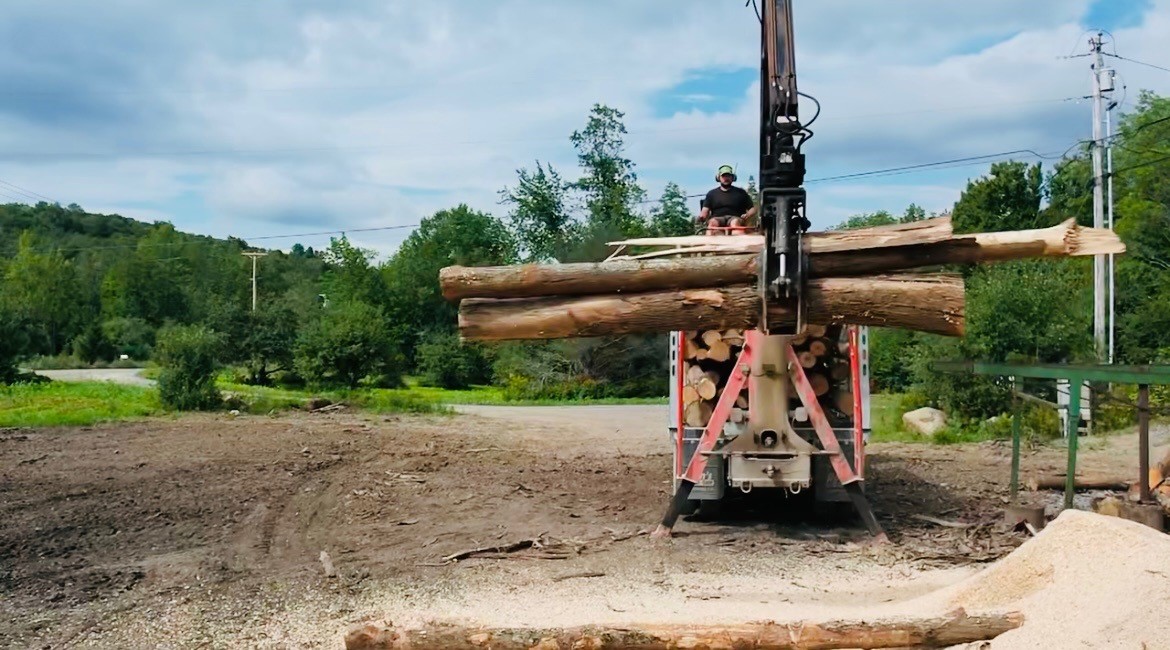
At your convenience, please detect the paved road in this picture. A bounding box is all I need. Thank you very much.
[34,368,154,387]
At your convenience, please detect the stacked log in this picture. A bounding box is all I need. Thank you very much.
[681,328,747,427]
[676,323,859,430]
[443,218,1124,342]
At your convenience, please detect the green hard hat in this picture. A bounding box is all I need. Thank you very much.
[717,164,735,176]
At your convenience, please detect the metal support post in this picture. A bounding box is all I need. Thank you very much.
[1064,374,1082,510]
[1010,376,1022,502]
[652,342,754,538]
[1139,384,1151,504]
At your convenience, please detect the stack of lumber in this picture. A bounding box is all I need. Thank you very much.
[441,217,1125,342]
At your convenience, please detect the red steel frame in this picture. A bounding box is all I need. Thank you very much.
[849,325,865,476]
[675,334,686,477]
[679,342,754,484]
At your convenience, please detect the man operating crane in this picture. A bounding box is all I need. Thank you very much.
[697,164,757,235]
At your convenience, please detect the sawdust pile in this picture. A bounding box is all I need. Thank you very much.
[942,510,1170,648]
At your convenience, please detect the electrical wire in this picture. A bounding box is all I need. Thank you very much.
[0,183,46,204]
[1104,52,1170,75]
[798,91,821,128]
[746,0,761,22]
[1109,151,1170,177]
[805,148,1067,184]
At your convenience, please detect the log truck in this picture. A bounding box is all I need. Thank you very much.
[657,0,885,538]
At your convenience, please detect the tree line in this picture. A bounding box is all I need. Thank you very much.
[3,93,1169,425]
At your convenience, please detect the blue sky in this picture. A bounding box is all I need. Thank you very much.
[0,0,1167,256]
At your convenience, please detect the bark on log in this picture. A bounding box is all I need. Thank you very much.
[458,275,964,341]
[1027,474,1132,491]
[811,218,1124,277]
[345,608,1024,650]
[441,219,1122,300]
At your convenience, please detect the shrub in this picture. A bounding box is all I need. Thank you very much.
[294,301,403,389]
[0,308,30,384]
[416,331,490,390]
[155,324,224,411]
[71,322,115,364]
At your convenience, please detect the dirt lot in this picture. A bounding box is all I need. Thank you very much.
[0,405,1152,648]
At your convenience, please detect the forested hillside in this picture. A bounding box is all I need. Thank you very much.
[3,94,1170,426]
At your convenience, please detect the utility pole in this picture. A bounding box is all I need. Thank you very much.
[1105,100,1116,364]
[242,251,268,311]
[1088,32,1115,363]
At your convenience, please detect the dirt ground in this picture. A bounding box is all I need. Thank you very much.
[0,405,1154,648]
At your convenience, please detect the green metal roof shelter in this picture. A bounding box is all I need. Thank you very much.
[934,361,1170,511]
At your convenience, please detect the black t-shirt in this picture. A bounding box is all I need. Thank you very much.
[704,186,754,218]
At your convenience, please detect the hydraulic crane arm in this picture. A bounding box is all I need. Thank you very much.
[758,0,812,334]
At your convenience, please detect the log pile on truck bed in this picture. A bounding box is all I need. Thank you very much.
[441,217,1124,342]
[680,324,857,428]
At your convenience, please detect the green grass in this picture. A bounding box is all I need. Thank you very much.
[0,371,667,430]
[218,376,665,415]
[0,381,161,427]
[868,392,922,443]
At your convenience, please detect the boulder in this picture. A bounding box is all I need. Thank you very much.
[903,406,947,437]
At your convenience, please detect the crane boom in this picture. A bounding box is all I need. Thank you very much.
[758,0,811,334]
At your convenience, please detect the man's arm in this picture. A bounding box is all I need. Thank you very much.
[740,189,757,220]
[697,190,715,222]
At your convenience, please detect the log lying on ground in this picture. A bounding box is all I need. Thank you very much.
[345,608,1024,650]
[440,219,1123,300]
[1027,474,1132,491]
[458,275,964,341]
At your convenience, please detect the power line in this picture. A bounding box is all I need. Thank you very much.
[1104,52,1170,75]
[1109,152,1170,177]
[0,179,56,203]
[804,148,1067,184]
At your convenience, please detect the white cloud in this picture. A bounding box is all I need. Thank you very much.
[0,0,1167,242]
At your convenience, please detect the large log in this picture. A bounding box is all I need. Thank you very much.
[458,275,964,341]
[345,608,1024,650]
[812,218,1125,277]
[440,220,1123,300]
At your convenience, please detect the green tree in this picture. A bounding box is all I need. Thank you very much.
[0,305,30,383]
[71,322,115,364]
[3,231,83,354]
[240,305,299,385]
[155,324,223,411]
[834,210,898,230]
[294,301,402,388]
[416,331,491,390]
[570,104,647,237]
[383,205,515,354]
[649,182,694,236]
[501,162,575,262]
[322,236,385,307]
[952,161,1046,234]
